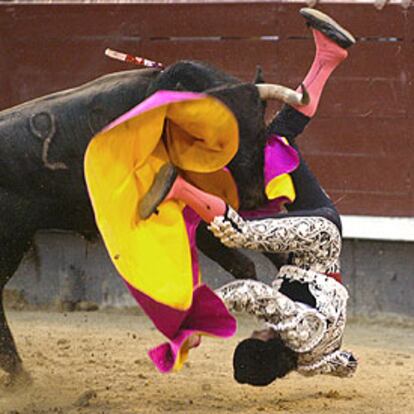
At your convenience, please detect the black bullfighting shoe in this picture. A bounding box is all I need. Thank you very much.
[138,163,177,220]
[300,8,356,49]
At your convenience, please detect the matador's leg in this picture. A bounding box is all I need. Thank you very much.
[267,8,355,146]
[209,206,341,274]
[139,164,341,274]
[292,8,355,118]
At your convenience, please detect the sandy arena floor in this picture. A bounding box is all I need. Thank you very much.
[1,310,413,414]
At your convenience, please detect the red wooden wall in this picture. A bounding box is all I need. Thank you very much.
[1,1,413,217]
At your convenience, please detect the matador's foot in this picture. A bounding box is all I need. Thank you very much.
[300,8,356,49]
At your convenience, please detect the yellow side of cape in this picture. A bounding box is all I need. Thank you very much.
[265,136,296,203]
[265,173,296,202]
[84,95,238,311]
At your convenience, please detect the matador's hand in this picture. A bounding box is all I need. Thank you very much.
[208,208,250,249]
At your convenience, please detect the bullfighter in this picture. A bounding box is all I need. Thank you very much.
[85,8,355,375]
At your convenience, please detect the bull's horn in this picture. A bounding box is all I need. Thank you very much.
[257,83,310,106]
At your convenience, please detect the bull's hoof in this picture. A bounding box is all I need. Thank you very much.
[2,367,32,391]
[138,163,178,220]
[300,8,356,49]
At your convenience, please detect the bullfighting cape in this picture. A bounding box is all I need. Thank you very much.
[84,91,238,311]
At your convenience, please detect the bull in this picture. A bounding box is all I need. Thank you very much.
[0,61,307,384]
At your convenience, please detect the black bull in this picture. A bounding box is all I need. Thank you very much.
[0,61,290,381]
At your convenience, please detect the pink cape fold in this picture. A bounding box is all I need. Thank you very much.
[148,284,237,373]
[264,135,300,185]
[103,90,205,132]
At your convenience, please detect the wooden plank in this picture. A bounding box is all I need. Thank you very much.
[264,40,407,119]
[274,40,406,80]
[0,3,296,38]
[4,38,278,106]
[298,118,410,157]
[5,36,408,117]
[326,191,413,217]
[305,3,406,39]
[403,40,414,118]
[265,78,407,119]
[308,78,406,118]
[0,36,11,109]
[3,39,145,108]
[406,6,414,42]
[303,153,412,194]
[0,3,406,40]
[143,38,406,80]
[140,39,279,79]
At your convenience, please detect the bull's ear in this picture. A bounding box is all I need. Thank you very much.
[253,66,265,84]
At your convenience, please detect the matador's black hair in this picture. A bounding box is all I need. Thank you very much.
[233,337,298,387]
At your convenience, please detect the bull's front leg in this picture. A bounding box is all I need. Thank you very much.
[0,270,32,388]
[0,289,31,389]
[0,194,34,387]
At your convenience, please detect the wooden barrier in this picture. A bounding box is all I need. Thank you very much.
[1,1,413,217]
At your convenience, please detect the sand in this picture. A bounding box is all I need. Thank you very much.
[1,310,413,414]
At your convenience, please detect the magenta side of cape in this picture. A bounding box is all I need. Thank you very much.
[147,284,237,373]
[102,90,205,133]
[126,279,236,373]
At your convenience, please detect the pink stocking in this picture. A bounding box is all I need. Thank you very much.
[166,176,226,223]
[293,29,348,118]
